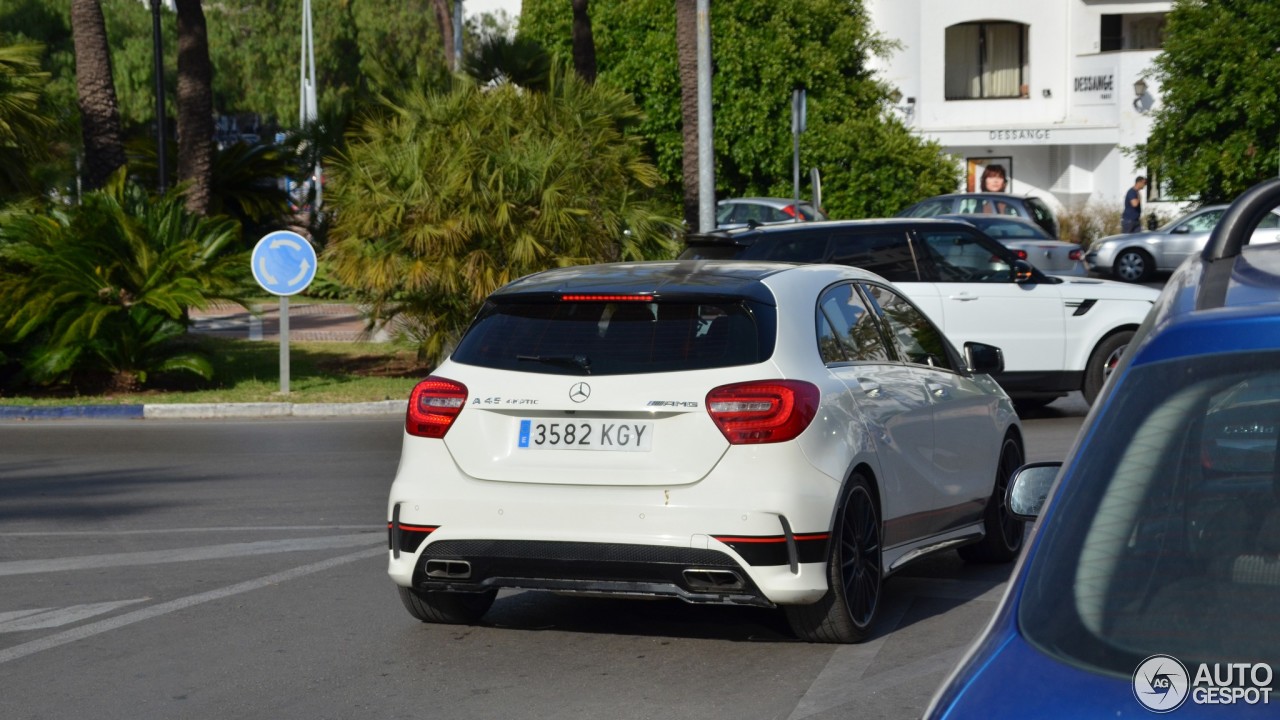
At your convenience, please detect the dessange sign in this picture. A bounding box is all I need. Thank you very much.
[1074,69,1117,106]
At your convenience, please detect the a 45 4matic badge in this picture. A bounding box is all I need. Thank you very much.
[251,230,317,296]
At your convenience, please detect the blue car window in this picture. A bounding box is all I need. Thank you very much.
[1020,354,1280,672]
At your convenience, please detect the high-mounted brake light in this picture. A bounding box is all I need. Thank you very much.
[406,376,468,438]
[706,380,819,445]
[560,294,653,302]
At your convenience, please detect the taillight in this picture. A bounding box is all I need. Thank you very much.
[781,204,799,218]
[406,376,468,438]
[1014,249,1028,260]
[1069,249,1083,261]
[706,380,819,444]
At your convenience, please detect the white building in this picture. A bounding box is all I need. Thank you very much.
[867,0,1173,213]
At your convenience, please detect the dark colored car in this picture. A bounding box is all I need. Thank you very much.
[898,193,1060,239]
[680,219,1157,406]
[926,179,1280,718]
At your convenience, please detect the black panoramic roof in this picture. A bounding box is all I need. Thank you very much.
[490,260,790,304]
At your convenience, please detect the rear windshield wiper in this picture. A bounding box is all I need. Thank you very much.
[516,354,592,374]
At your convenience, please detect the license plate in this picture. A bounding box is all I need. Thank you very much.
[516,419,654,451]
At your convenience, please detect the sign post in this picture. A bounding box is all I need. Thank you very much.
[250,230,318,394]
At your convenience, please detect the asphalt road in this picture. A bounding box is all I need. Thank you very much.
[0,403,1088,720]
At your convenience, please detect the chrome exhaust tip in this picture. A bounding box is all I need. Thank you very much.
[682,568,745,591]
[425,559,472,579]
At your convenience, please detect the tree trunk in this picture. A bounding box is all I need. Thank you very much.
[70,0,126,191]
[571,0,597,83]
[174,0,215,215]
[675,0,698,230]
[431,0,455,71]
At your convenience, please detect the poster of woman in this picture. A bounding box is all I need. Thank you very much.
[966,158,1013,193]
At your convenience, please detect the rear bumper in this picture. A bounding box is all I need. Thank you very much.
[387,436,844,606]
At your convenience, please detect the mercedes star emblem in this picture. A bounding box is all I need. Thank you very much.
[569,382,591,403]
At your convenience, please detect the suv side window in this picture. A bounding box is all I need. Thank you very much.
[817,283,892,363]
[827,230,921,282]
[915,228,1013,283]
[861,283,956,372]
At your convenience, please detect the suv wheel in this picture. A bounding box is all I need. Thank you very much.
[1083,330,1134,404]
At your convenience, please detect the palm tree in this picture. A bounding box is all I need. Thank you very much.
[324,69,680,364]
[0,170,248,392]
[571,0,597,83]
[463,35,551,91]
[174,0,215,215]
[675,0,699,230]
[431,0,456,70]
[0,41,55,199]
[70,0,126,190]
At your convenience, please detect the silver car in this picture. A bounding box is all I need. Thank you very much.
[1087,204,1280,282]
[938,214,1086,277]
[715,197,828,229]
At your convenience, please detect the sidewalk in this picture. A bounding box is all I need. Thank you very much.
[189,301,390,343]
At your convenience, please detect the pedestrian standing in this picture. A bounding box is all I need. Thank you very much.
[1123,176,1147,233]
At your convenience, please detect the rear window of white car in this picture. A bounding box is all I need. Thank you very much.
[452,299,773,375]
[1020,353,1280,672]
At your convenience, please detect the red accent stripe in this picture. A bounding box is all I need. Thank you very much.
[712,533,829,544]
[388,523,438,533]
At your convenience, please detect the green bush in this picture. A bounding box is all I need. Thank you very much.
[0,170,251,392]
[1056,201,1124,249]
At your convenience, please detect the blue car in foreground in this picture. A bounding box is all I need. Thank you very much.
[926,179,1280,718]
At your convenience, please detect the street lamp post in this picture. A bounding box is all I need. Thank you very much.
[149,0,166,192]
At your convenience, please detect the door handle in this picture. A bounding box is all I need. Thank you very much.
[926,382,949,399]
[948,293,979,302]
[857,379,882,398]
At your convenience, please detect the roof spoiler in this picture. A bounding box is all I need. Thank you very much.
[1197,177,1280,309]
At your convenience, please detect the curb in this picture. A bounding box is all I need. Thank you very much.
[0,399,407,422]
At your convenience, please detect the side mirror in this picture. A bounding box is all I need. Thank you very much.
[1170,225,1190,234]
[1006,462,1061,520]
[964,342,1004,375]
[1012,259,1036,283]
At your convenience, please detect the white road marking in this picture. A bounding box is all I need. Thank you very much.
[0,533,381,576]
[0,546,382,665]
[0,600,148,633]
[0,525,373,537]
[0,609,48,625]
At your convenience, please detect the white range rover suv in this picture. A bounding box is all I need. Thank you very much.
[681,218,1160,407]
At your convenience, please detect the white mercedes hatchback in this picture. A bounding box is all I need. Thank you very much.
[387,261,1023,643]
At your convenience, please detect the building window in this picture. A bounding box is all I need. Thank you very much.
[945,22,1029,100]
[1100,13,1167,52]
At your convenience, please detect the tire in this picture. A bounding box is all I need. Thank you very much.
[398,586,497,625]
[1112,248,1154,283]
[958,434,1026,564]
[1082,330,1134,405]
[785,474,882,643]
